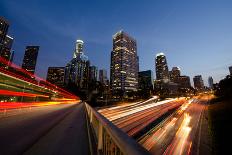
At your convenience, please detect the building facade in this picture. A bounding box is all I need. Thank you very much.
[65,39,90,89]
[138,70,154,92]
[46,67,65,87]
[193,75,204,90]
[89,65,98,81]
[170,67,181,82]
[0,35,14,61]
[175,75,191,88]
[0,17,9,52]
[22,46,39,74]
[208,76,214,89]
[155,53,169,81]
[99,69,108,85]
[110,30,139,94]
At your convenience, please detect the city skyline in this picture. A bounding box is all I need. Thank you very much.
[1,0,232,85]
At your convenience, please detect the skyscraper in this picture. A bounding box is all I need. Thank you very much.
[176,75,191,88]
[22,46,39,74]
[89,65,98,81]
[0,17,9,52]
[155,53,169,81]
[193,75,204,90]
[99,69,108,85]
[73,39,84,58]
[208,76,214,89]
[138,70,154,92]
[46,67,65,87]
[170,67,181,82]
[110,30,139,94]
[65,39,89,89]
[0,35,14,61]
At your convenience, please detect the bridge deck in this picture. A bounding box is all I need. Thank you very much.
[0,103,91,155]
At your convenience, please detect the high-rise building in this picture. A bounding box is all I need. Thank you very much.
[229,66,232,75]
[0,35,14,61]
[0,17,9,52]
[46,67,65,87]
[110,30,139,94]
[10,50,14,63]
[22,46,39,74]
[73,39,84,58]
[208,76,214,89]
[89,65,98,81]
[170,67,181,82]
[193,75,204,90]
[138,70,154,92]
[155,53,169,81]
[99,69,108,85]
[176,75,191,88]
[65,39,90,89]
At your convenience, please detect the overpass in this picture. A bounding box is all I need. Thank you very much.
[0,57,150,155]
[0,57,211,155]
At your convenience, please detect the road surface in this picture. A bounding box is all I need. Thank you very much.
[139,95,212,155]
[0,102,90,155]
[99,97,187,137]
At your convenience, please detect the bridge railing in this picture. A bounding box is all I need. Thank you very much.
[85,103,150,155]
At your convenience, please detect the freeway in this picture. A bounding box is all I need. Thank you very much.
[0,102,90,155]
[99,97,187,137]
[138,95,213,155]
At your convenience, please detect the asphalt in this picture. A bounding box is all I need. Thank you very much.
[0,103,90,155]
[139,96,212,155]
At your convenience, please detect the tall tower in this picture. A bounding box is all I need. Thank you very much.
[110,30,139,94]
[193,75,204,90]
[22,46,39,74]
[0,35,14,61]
[208,76,214,89]
[73,40,84,58]
[0,17,9,52]
[65,39,89,89]
[155,53,169,81]
[99,69,108,85]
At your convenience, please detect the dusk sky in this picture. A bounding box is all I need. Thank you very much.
[1,0,232,85]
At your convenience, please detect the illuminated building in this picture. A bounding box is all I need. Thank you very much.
[138,70,154,92]
[73,39,84,58]
[10,50,14,63]
[99,69,108,85]
[46,67,65,87]
[170,67,181,82]
[175,75,191,88]
[155,53,169,81]
[89,65,98,81]
[193,75,204,90]
[110,30,139,94]
[208,76,214,89]
[65,39,90,89]
[0,17,9,52]
[22,46,39,74]
[0,35,14,61]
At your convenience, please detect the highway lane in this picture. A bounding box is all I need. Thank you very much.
[0,102,90,155]
[99,97,187,137]
[139,95,212,155]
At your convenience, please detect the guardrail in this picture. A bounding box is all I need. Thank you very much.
[85,103,150,155]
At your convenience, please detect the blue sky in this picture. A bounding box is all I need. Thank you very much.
[1,0,232,85]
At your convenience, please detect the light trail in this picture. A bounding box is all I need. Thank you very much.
[99,97,187,137]
[0,56,79,109]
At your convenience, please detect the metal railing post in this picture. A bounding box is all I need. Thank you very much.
[90,110,93,123]
[98,124,103,150]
